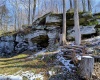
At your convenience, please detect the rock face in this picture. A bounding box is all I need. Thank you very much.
[15,41,28,53]
[0,35,15,56]
[0,12,100,55]
[67,25,96,40]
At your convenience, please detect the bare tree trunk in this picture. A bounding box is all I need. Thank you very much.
[14,13,17,31]
[74,0,81,45]
[69,0,72,9]
[88,0,92,12]
[17,9,20,30]
[28,0,30,25]
[82,0,86,12]
[60,0,67,46]
[32,0,36,22]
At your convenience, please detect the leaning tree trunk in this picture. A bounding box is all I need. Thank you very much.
[74,0,81,45]
[60,0,67,46]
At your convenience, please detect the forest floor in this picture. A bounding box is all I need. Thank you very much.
[0,49,100,80]
[94,62,100,79]
[0,50,80,80]
[0,50,57,80]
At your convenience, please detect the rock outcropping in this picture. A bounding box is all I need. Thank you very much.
[0,12,100,56]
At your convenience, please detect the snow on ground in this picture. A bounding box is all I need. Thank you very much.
[85,36,100,42]
[57,49,75,71]
[0,71,44,80]
[0,75,22,80]
[21,71,44,80]
[57,55,74,71]
[76,55,82,60]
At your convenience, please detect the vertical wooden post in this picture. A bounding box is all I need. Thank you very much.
[79,56,94,79]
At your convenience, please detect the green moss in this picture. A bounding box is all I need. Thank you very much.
[0,52,50,75]
[88,19,98,26]
[79,18,86,25]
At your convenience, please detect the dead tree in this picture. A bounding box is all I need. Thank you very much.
[74,0,81,45]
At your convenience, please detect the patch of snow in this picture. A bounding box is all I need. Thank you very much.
[48,71,55,76]
[82,56,93,58]
[22,71,44,80]
[84,36,100,47]
[0,71,44,80]
[69,42,75,46]
[57,54,74,71]
[85,36,100,42]
[87,48,94,53]
[0,75,22,80]
[76,55,82,60]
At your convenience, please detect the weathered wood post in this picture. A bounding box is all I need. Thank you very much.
[79,56,94,79]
